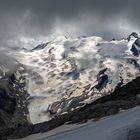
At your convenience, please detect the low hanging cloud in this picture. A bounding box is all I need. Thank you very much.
[0,0,140,49]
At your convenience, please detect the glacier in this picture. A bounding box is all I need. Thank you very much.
[9,33,140,124]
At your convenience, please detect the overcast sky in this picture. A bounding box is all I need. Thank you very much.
[0,0,140,48]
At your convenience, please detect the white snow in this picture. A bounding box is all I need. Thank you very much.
[10,35,140,124]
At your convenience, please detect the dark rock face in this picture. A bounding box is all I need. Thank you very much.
[31,42,49,51]
[131,37,140,57]
[0,85,16,114]
[131,45,139,56]
[95,74,108,91]
[127,58,140,71]
[134,37,140,47]
[0,65,29,135]
[3,76,140,140]
[128,32,139,41]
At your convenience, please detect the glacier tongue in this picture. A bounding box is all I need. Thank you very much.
[12,35,140,124]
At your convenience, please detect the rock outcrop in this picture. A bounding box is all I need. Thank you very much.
[0,64,30,140]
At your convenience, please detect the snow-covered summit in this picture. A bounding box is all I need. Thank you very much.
[12,33,140,124]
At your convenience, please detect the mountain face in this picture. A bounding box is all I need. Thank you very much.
[8,32,140,124]
[0,59,29,131]
[1,33,140,139]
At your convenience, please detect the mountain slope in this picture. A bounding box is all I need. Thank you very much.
[11,33,140,124]
[1,33,140,139]
[39,106,140,140]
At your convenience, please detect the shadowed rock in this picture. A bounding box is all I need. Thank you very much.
[31,43,49,51]
[128,32,138,41]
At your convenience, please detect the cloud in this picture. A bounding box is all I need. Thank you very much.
[0,0,140,49]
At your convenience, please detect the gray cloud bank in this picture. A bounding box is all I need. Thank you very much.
[0,0,140,48]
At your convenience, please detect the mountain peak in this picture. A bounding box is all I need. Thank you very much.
[128,32,138,42]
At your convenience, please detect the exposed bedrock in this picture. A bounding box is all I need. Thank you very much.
[0,64,30,138]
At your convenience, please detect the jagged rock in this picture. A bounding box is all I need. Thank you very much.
[0,64,29,132]
[128,32,139,41]
[134,37,140,47]
[31,42,49,51]
[131,45,139,56]
[131,37,140,57]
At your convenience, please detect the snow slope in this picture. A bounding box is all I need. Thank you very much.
[40,106,140,140]
[17,106,140,140]
[11,33,140,124]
